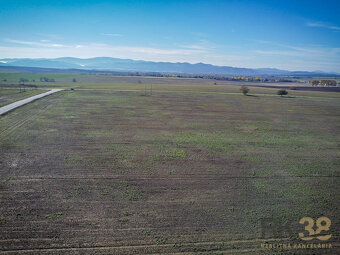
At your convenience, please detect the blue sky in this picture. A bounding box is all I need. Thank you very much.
[0,0,339,72]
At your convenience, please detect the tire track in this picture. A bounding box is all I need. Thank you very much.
[0,93,64,139]
[0,237,290,254]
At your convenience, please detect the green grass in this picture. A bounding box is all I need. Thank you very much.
[0,78,339,254]
[45,212,63,219]
[119,181,142,201]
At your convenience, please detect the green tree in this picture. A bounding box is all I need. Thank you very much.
[277,89,288,96]
[310,80,319,86]
[240,85,249,95]
[320,80,336,86]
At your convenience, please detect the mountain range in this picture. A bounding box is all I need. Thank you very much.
[0,57,337,76]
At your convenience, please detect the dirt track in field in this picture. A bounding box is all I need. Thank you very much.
[0,89,63,115]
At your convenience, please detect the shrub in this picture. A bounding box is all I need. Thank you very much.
[240,85,249,95]
[277,89,288,96]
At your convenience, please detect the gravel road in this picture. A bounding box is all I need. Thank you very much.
[0,89,63,115]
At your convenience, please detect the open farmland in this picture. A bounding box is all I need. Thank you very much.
[0,82,339,254]
[1,71,339,91]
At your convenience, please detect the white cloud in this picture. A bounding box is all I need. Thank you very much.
[0,42,204,60]
[1,38,339,72]
[177,44,209,50]
[175,39,217,52]
[306,22,340,31]
[254,47,340,60]
[0,40,253,68]
[249,39,340,72]
[253,50,305,56]
[252,39,340,59]
[3,37,247,65]
[251,39,324,54]
[4,39,65,48]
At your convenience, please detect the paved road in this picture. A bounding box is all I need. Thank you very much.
[0,89,63,115]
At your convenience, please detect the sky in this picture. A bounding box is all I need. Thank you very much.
[0,0,339,72]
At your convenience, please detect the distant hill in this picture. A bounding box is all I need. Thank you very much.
[0,57,338,76]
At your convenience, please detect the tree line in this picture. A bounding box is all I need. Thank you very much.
[309,80,337,86]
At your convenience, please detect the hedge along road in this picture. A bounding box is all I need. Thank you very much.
[0,89,63,115]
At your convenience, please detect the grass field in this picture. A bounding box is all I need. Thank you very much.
[0,79,339,254]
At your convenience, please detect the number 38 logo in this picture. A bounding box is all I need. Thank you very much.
[299,217,331,241]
